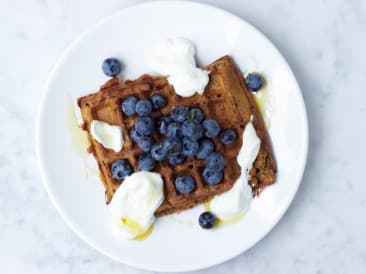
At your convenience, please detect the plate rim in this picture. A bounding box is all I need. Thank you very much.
[35,1,309,272]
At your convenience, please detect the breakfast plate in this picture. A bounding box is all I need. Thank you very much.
[36,1,308,272]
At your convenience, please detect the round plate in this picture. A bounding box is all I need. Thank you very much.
[36,1,308,272]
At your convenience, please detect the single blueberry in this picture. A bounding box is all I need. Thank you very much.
[156,116,171,136]
[167,153,185,165]
[182,137,199,157]
[135,99,152,116]
[205,152,225,170]
[121,96,138,116]
[188,107,204,122]
[151,142,168,161]
[111,159,132,180]
[219,129,237,145]
[102,58,121,77]
[151,94,167,110]
[171,105,189,122]
[137,136,154,152]
[130,126,145,143]
[135,117,154,135]
[245,73,263,92]
[182,119,204,140]
[166,122,182,138]
[202,168,223,185]
[196,139,214,159]
[175,174,196,194]
[199,212,217,229]
[164,138,182,156]
[202,119,221,138]
[138,153,156,171]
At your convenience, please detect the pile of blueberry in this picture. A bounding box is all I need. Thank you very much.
[111,93,238,196]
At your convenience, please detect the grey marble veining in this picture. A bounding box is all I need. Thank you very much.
[0,0,365,273]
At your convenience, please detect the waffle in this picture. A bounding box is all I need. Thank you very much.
[77,56,276,216]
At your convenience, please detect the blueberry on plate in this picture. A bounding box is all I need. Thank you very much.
[182,137,199,157]
[137,136,154,152]
[205,152,225,170]
[151,94,167,110]
[121,96,138,116]
[199,212,217,229]
[166,122,182,138]
[219,129,237,145]
[182,119,203,140]
[102,58,121,77]
[171,105,189,122]
[164,138,182,156]
[175,174,196,194]
[135,99,152,116]
[202,167,223,185]
[202,119,220,138]
[156,116,171,136]
[245,73,263,92]
[138,153,155,171]
[111,159,132,180]
[151,142,168,161]
[196,138,214,159]
[167,153,185,165]
[188,107,204,122]
[135,116,154,135]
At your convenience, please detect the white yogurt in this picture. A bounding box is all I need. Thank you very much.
[90,120,123,152]
[210,119,261,220]
[108,171,164,239]
[151,38,209,97]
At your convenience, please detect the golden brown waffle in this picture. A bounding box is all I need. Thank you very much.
[77,56,276,216]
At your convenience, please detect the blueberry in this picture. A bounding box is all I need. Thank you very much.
[175,174,196,194]
[164,138,182,156]
[188,107,204,122]
[171,105,189,122]
[135,99,152,116]
[202,119,220,138]
[111,159,132,180]
[138,153,155,171]
[167,153,185,165]
[137,136,154,152]
[102,58,121,77]
[182,119,203,140]
[196,139,214,159]
[219,129,237,145]
[156,116,171,135]
[122,96,138,116]
[199,212,217,229]
[151,142,168,161]
[166,122,182,138]
[205,152,225,170]
[182,137,199,157]
[135,117,154,135]
[202,168,223,185]
[245,73,263,92]
[151,94,167,110]
[130,126,145,143]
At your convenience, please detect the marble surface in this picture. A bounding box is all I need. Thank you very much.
[1,0,365,273]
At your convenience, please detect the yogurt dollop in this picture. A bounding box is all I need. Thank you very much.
[151,38,209,97]
[210,119,261,220]
[108,171,164,239]
[90,120,123,152]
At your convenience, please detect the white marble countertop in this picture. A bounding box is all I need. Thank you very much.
[1,0,365,273]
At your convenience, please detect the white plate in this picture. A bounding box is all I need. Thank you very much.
[36,1,308,272]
